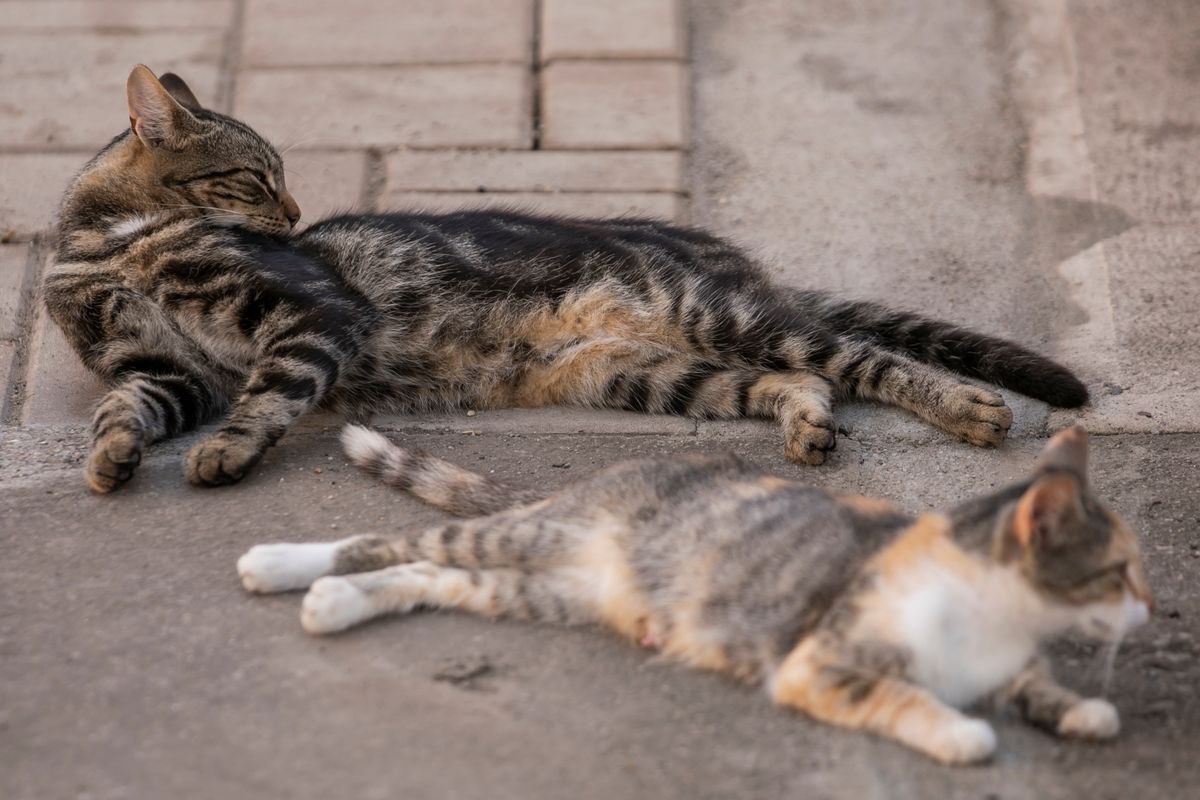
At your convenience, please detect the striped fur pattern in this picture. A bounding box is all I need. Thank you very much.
[48,67,1087,493]
[239,425,1153,764]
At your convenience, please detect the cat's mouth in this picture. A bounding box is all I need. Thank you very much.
[1079,595,1151,641]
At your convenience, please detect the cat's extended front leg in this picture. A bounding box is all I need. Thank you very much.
[772,638,997,765]
[185,344,346,485]
[88,370,228,493]
[1001,657,1120,740]
[43,263,230,492]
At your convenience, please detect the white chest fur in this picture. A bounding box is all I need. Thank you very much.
[876,563,1052,708]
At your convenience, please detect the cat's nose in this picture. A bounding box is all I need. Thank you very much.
[281,191,301,227]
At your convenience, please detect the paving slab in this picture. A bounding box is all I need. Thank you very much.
[0,30,224,148]
[380,190,682,221]
[0,244,31,342]
[0,0,235,31]
[541,0,686,61]
[0,154,87,237]
[385,150,685,192]
[235,66,533,149]
[20,302,103,427]
[0,426,1196,800]
[541,61,688,149]
[243,0,532,67]
[281,150,370,224]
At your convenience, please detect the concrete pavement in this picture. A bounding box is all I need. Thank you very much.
[2,0,1199,798]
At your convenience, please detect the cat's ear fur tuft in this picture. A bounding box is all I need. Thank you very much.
[126,65,200,149]
[1014,473,1084,549]
[1036,424,1089,482]
[158,72,203,111]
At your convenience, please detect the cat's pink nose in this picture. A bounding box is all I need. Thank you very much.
[281,191,301,227]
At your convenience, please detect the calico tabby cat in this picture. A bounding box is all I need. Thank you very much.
[238,424,1152,764]
[46,66,1088,494]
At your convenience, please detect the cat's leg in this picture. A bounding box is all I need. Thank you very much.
[299,562,586,635]
[1001,657,1120,740]
[42,264,230,492]
[742,372,836,465]
[828,340,1013,447]
[239,502,564,594]
[514,341,836,464]
[771,638,997,765]
[86,370,228,492]
[185,300,369,488]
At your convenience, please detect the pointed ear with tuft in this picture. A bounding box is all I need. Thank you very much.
[1014,474,1084,550]
[1035,424,1089,483]
[126,65,200,149]
[158,72,203,111]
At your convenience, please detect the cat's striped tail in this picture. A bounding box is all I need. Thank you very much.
[797,293,1089,408]
[341,425,543,516]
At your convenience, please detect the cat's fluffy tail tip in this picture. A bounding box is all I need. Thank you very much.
[341,424,392,467]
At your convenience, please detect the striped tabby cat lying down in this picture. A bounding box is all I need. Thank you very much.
[239,425,1151,764]
[46,66,1086,493]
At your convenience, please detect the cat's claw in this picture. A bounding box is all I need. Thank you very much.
[185,433,263,486]
[925,717,997,765]
[301,576,372,635]
[86,428,144,493]
[1057,698,1120,740]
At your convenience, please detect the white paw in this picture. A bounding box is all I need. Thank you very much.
[237,541,343,594]
[1058,698,1120,740]
[301,576,373,635]
[927,718,997,765]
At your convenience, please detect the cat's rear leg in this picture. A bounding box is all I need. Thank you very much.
[834,342,1013,447]
[742,372,836,465]
[772,639,997,765]
[300,562,583,635]
[239,501,566,593]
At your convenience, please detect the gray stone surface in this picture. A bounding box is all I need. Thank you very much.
[0,427,1197,800]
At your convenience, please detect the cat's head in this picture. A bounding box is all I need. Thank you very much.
[1001,426,1153,641]
[65,65,300,236]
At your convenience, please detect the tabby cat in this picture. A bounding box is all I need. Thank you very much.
[238,424,1152,764]
[46,66,1088,493]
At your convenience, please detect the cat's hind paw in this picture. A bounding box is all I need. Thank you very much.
[238,541,344,594]
[1058,698,1120,740]
[941,385,1013,448]
[301,576,373,635]
[86,428,144,493]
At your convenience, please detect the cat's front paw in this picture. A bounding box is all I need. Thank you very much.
[185,433,264,486]
[86,428,144,493]
[785,416,837,466]
[1057,698,1120,740]
[924,717,997,765]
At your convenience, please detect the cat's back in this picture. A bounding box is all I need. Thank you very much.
[297,210,762,296]
[566,451,914,677]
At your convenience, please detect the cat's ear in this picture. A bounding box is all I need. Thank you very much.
[1035,424,1089,484]
[158,72,203,111]
[126,65,200,149]
[1013,473,1084,549]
